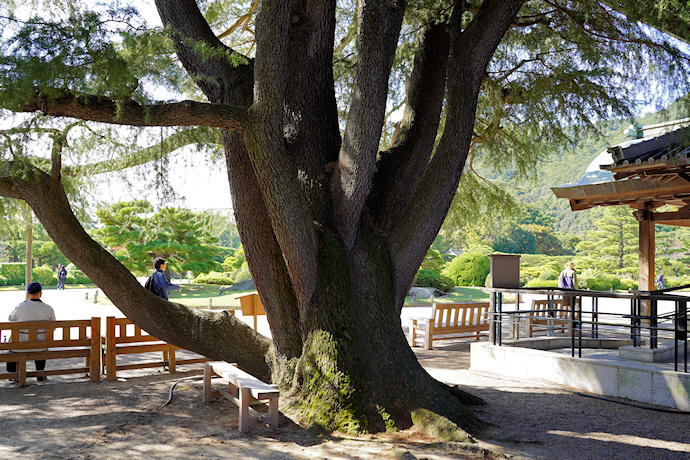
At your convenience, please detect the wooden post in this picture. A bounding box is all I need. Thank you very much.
[25,205,32,286]
[106,316,117,380]
[638,205,655,320]
[90,317,101,382]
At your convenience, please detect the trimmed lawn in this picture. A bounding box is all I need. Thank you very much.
[403,286,489,307]
[171,284,255,309]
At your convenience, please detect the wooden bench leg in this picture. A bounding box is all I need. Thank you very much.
[18,356,27,387]
[424,322,432,350]
[168,348,176,374]
[267,396,279,429]
[239,386,251,433]
[203,363,214,403]
[408,319,417,347]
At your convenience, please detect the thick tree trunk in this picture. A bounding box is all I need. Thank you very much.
[275,224,482,435]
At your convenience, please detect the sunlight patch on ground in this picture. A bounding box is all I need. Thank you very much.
[549,430,690,453]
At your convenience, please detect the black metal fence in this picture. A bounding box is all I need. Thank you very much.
[482,286,689,372]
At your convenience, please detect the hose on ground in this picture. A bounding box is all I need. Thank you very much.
[159,375,205,410]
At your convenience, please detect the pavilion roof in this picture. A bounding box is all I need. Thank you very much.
[551,119,690,223]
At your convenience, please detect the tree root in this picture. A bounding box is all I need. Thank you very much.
[411,408,475,443]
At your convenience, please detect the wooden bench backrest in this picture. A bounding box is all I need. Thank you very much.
[104,316,208,381]
[0,318,98,351]
[531,299,568,319]
[106,316,164,345]
[432,302,490,328]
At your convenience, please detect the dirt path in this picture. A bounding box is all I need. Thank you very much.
[2,340,690,459]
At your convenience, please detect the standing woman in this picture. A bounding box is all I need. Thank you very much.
[57,264,67,290]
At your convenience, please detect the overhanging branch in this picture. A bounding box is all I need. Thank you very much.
[64,127,221,177]
[7,89,249,131]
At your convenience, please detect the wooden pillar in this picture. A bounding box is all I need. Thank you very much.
[25,205,32,286]
[638,205,655,319]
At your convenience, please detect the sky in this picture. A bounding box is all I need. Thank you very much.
[97,149,233,212]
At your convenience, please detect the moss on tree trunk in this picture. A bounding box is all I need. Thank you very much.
[273,226,484,436]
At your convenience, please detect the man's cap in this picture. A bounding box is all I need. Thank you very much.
[27,282,42,294]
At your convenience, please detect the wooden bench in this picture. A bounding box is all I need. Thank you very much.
[103,316,208,380]
[0,318,101,387]
[526,299,570,336]
[203,361,279,432]
[409,302,490,350]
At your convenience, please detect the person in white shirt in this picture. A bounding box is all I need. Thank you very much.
[7,282,56,382]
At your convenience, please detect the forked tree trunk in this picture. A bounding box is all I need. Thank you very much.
[272,225,482,434]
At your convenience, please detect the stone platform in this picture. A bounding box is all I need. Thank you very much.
[470,339,690,410]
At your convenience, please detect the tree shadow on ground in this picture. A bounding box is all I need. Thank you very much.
[465,377,690,459]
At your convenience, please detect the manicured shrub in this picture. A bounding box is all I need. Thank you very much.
[1,263,25,285]
[415,269,455,292]
[195,271,235,285]
[32,265,56,285]
[578,273,618,290]
[539,269,559,281]
[232,268,252,283]
[619,278,637,290]
[444,252,490,287]
[525,279,559,288]
[65,269,92,284]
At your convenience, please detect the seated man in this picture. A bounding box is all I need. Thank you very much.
[7,282,56,382]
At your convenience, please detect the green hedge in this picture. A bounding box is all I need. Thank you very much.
[415,269,455,292]
[1,263,25,285]
[195,271,235,285]
[525,279,559,288]
[579,273,622,291]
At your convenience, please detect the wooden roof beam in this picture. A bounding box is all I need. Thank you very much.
[651,208,690,223]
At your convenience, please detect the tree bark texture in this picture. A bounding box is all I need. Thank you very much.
[2,0,527,435]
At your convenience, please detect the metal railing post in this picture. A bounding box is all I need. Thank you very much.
[591,296,599,339]
[650,298,657,349]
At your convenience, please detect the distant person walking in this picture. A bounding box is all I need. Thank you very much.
[150,257,181,300]
[7,282,56,382]
[558,262,578,290]
[558,261,578,312]
[57,264,67,290]
[656,270,665,290]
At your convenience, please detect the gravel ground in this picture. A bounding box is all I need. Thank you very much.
[2,339,690,459]
[2,289,690,459]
